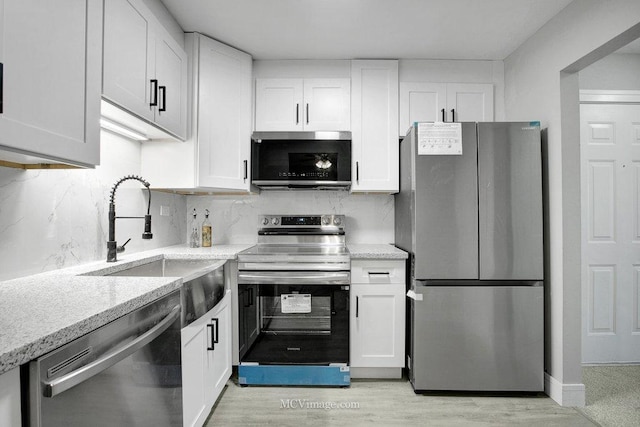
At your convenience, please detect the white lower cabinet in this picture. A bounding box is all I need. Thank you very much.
[182,291,232,427]
[350,260,406,378]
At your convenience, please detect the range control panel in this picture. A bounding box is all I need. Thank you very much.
[259,214,345,228]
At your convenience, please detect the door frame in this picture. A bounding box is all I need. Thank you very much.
[579,90,640,364]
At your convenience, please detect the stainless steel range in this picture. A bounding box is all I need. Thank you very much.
[237,214,350,386]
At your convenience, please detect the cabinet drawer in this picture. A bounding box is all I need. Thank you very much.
[351,260,405,284]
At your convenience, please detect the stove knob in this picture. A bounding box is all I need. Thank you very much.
[271,217,280,226]
[333,217,342,226]
[262,217,269,226]
[321,216,331,226]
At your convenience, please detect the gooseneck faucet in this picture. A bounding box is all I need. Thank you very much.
[107,175,153,262]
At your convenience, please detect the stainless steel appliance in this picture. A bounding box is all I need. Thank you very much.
[395,122,544,392]
[25,290,182,426]
[251,132,352,190]
[237,214,351,386]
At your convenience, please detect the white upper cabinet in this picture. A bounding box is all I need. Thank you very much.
[399,82,493,136]
[196,34,252,190]
[103,0,187,140]
[255,78,350,131]
[0,0,102,167]
[142,33,252,192]
[351,60,399,193]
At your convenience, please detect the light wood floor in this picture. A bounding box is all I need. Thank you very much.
[205,378,594,426]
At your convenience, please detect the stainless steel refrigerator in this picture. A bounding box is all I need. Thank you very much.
[395,122,544,392]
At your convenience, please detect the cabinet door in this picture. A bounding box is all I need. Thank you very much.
[398,82,446,136]
[181,317,210,427]
[351,60,399,192]
[154,31,187,139]
[209,293,232,405]
[103,0,155,123]
[197,35,252,190]
[350,284,405,367]
[255,78,304,131]
[0,0,101,167]
[303,79,350,131]
[446,83,494,122]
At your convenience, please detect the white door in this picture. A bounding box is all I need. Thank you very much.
[255,79,303,131]
[197,35,251,190]
[103,0,155,123]
[399,82,447,136]
[446,83,494,122]
[0,0,101,167]
[181,318,209,427]
[303,79,350,131]
[350,284,405,367]
[154,32,187,139]
[581,103,640,363]
[350,60,399,192]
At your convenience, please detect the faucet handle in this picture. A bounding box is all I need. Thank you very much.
[117,238,131,253]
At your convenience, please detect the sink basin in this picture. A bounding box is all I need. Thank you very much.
[106,258,219,280]
[86,257,226,326]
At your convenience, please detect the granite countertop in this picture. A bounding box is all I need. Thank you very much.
[347,244,408,259]
[0,243,253,375]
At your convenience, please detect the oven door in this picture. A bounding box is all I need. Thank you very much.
[238,271,349,365]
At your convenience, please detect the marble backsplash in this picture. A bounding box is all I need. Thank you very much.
[187,190,395,245]
[0,131,187,281]
[0,131,395,281]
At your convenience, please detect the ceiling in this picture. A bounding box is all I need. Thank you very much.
[160,0,578,61]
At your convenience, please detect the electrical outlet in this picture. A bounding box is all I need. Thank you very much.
[160,205,171,216]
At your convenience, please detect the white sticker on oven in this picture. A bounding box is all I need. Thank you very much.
[281,294,311,313]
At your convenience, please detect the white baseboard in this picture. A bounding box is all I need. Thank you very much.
[351,367,403,379]
[545,373,585,407]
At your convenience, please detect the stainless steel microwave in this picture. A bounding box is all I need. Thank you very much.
[251,131,352,190]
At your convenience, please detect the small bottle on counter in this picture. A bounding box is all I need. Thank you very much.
[202,209,212,247]
[190,208,200,248]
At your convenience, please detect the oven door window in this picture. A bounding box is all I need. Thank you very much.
[240,284,349,365]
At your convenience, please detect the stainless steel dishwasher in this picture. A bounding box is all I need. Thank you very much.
[25,290,183,426]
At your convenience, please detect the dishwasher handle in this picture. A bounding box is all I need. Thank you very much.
[42,304,181,398]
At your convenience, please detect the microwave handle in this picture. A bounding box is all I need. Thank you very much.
[42,305,181,398]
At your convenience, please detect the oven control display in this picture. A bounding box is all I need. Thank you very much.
[281,294,311,313]
[281,216,321,226]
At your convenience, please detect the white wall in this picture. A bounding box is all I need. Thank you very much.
[579,53,640,90]
[186,191,394,245]
[0,131,187,281]
[503,0,640,406]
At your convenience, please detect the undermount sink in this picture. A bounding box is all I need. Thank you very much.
[105,258,220,279]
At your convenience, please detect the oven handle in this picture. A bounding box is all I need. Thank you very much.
[42,305,181,398]
[238,271,350,285]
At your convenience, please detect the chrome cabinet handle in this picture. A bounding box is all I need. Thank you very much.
[356,161,360,183]
[43,305,181,398]
[296,104,299,125]
[150,79,158,107]
[243,160,248,182]
[159,86,166,112]
[306,103,309,124]
[356,296,359,318]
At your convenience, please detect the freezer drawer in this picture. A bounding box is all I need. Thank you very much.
[410,283,543,392]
